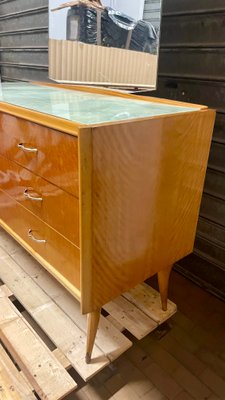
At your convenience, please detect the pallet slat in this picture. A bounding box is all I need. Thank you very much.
[0,228,19,256]
[21,311,71,370]
[0,344,36,400]
[50,292,132,361]
[7,241,133,362]
[123,283,177,324]
[52,348,71,370]
[0,228,177,395]
[106,315,125,332]
[0,284,12,298]
[0,252,109,381]
[0,298,76,400]
[103,296,158,340]
[0,304,37,393]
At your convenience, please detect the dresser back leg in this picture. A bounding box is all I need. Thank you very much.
[86,309,101,363]
[157,267,173,311]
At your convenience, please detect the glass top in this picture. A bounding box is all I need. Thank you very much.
[0,82,199,125]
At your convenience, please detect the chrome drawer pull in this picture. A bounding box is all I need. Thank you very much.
[17,143,38,153]
[24,189,43,202]
[28,229,46,244]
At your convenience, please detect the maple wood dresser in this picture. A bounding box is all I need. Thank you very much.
[0,82,215,362]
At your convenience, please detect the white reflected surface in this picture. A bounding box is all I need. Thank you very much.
[0,82,199,125]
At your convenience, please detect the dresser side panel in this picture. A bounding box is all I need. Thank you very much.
[90,110,215,310]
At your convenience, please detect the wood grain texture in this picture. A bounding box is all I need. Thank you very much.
[0,237,132,366]
[0,226,21,256]
[0,85,215,331]
[89,110,215,310]
[0,344,36,400]
[53,349,71,370]
[0,298,76,400]
[123,283,177,324]
[0,284,12,298]
[0,230,81,302]
[53,292,132,362]
[0,112,79,196]
[0,155,79,246]
[103,296,158,340]
[21,310,72,372]
[0,253,109,382]
[0,189,81,293]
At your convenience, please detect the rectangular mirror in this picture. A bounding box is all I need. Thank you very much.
[49,0,162,90]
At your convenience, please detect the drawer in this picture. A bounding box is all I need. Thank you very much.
[0,112,79,197]
[0,155,79,246]
[0,189,80,291]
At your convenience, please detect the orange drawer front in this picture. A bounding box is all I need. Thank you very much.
[0,189,80,291]
[0,112,79,197]
[0,155,79,246]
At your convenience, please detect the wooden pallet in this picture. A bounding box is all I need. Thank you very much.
[0,228,177,400]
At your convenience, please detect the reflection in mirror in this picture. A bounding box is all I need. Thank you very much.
[49,0,161,89]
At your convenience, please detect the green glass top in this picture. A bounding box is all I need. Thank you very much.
[0,82,200,125]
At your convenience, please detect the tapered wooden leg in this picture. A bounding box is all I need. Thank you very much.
[86,309,101,364]
[158,267,172,311]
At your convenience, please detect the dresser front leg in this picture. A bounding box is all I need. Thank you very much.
[157,267,172,311]
[86,309,101,364]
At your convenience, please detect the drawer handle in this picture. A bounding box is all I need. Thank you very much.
[24,189,43,202]
[28,229,46,244]
[17,143,38,153]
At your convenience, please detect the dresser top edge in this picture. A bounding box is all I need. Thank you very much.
[0,81,208,135]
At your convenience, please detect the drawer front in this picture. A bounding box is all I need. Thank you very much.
[0,189,80,291]
[0,112,79,197]
[0,155,79,246]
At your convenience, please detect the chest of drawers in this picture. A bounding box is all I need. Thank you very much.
[0,82,215,362]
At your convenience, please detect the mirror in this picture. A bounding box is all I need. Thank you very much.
[49,0,162,90]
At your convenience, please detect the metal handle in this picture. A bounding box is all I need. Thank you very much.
[24,189,43,202]
[28,229,46,244]
[17,143,38,153]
